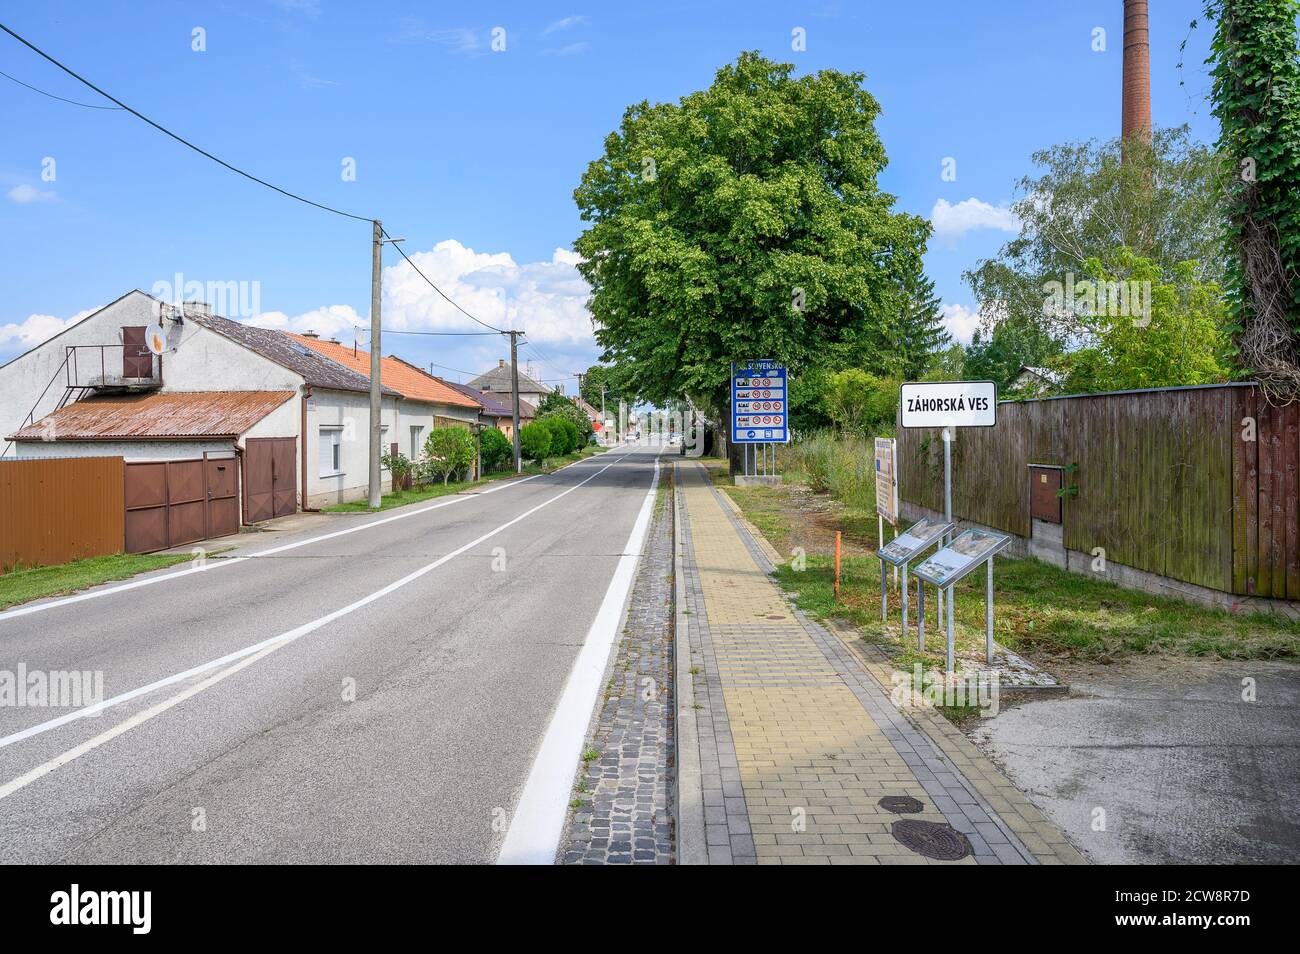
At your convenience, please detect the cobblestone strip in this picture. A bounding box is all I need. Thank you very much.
[705,475,1085,864]
[559,479,676,864]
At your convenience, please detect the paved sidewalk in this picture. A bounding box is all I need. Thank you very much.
[674,461,1085,865]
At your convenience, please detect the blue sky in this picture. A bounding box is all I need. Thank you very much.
[0,0,1219,388]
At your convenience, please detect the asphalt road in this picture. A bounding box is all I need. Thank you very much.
[0,445,663,864]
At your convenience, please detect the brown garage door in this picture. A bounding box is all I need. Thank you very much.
[244,438,297,522]
[125,456,241,553]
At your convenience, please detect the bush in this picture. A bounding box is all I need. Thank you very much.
[479,427,512,472]
[381,450,414,489]
[538,415,580,456]
[519,422,552,462]
[423,426,475,485]
[821,369,900,435]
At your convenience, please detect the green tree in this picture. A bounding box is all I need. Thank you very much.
[574,52,930,465]
[535,392,594,442]
[423,426,475,486]
[920,343,967,382]
[965,126,1227,344]
[1056,253,1231,393]
[883,266,950,379]
[962,315,1063,391]
[819,369,900,435]
[579,364,632,413]
[519,422,552,463]
[479,427,512,473]
[1204,0,1300,399]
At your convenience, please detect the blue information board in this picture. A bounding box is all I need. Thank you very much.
[731,360,789,444]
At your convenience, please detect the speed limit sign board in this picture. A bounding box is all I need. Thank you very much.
[731,360,789,444]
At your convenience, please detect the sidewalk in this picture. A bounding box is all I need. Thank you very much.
[673,461,1086,865]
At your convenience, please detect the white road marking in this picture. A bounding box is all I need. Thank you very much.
[0,453,625,623]
[497,451,662,864]
[0,453,635,777]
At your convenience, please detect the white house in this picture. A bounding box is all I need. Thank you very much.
[0,290,405,518]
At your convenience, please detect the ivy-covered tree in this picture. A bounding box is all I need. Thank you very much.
[1204,0,1300,399]
[574,52,930,464]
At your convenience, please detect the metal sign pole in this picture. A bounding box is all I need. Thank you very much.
[880,559,887,624]
[946,584,955,674]
[900,561,909,635]
[986,556,994,664]
[917,579,925,651]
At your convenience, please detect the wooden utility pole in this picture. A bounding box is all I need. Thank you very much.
[368,219,383,509]
[510,330,522,473]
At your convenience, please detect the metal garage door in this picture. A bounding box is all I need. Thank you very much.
[125,456,241,553]
[243,438,297,523]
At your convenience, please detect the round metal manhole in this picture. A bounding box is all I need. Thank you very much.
[891,819,973,861]
[878,795,925,814]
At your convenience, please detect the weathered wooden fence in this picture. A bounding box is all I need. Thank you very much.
[897,383,1299,600]
[0,457,125,569]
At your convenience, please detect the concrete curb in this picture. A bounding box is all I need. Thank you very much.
[672,462,707,865]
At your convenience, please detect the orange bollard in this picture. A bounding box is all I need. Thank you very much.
[834,531,842,600]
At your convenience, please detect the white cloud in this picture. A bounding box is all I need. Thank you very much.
[542,41,591,56]
[250,240,594,346]
[929,197,1018,243]
[543,15,588,34]
[940,303,981,345]
[0,308,96,349]
[7,184,58,204]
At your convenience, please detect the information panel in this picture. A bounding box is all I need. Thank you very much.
[877,515,953,567]
[874,437,897,525]
[911,528,1012,588]
[731,360,788,444]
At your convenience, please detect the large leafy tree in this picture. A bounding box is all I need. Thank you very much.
[962,314,1063,391]
[574,52,929,450]
[964,126,1226,342]
[578,363,632,413]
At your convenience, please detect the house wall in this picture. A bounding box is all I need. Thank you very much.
[0,290,301,455]
[304,388,401,507]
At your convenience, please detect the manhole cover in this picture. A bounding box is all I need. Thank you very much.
[891,819,972,860]
[878,796,925,814]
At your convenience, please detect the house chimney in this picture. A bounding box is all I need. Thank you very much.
[498,359,505,368]
[301,330,320,339]
[184,300,212,315]
[1122,0,1152,146]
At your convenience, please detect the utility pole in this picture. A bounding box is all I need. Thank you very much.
[368,219,383,509]
[368,222,403,510]
[510,330,522,473]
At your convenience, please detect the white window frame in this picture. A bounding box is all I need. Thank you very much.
[319,425,344,478]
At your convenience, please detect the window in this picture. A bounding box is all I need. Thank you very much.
[410,425,424,458]
[319,426,343,477]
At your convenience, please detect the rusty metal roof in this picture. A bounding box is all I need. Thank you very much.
[9,391,295,441]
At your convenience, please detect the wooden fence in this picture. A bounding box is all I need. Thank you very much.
[897,383,1299,600]
[1,457,125,569]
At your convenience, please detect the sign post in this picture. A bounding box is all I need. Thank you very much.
[898,381,999,672]
[912,528,1012,672]
[731,360,789,485]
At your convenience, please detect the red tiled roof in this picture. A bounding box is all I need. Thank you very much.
[9,391,295,441]
[288,335,480,409]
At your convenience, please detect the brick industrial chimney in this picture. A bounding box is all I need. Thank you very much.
[1122,0,1152,145]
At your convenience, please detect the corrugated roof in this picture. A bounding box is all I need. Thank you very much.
[287,335,480,409]
[9,391,294,441]
[187,310,398,396]
[440,379,535,420]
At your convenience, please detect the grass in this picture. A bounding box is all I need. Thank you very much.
[0,552,196,611]
[716,466,1300,663]
[323,446,607,513]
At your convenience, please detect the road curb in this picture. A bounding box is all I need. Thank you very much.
[672,461,707,865]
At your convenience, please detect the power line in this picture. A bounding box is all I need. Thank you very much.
[0,67,122,109]
[357,328,499,337]
[379,225,509,336]
[0,21,373,223]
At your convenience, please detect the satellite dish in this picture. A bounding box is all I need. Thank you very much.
[144,322,168,356]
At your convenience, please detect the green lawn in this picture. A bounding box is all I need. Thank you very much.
[322,446,607,513]
[716,478,1300,663]
[0,552,196,611]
